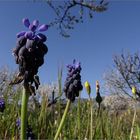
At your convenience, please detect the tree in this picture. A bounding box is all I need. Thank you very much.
[47,0,108,37]
[0,67,22,97]
[104,51,140,98]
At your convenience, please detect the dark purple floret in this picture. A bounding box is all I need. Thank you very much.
[17,18,48,41]
[22,18,30,28]
[38,24,48,32]
[36,33,47,42]
[63,60,83,102]
[16,118,21,128]
[33,20,39,27]
[29,24,37,32]
[0,98,5,112]
[17,31,26,38]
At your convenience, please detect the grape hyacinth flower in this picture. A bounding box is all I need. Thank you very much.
[11,18,48,140]
[54,60,83,140]
[0,98,5,112]
[63,59,83,102]
[11,18,48,88]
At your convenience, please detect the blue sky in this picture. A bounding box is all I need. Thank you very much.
[0,1,140,97]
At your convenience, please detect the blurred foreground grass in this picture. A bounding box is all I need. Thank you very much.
[1,86,140,140]
[0,67,140,140]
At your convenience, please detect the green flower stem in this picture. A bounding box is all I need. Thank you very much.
[54,99,71,140]
[85,100,90,139]
[90,97,93,140]
[130,106,137,140]
[77,96,81,140]
[58,66,63,122]
[21,86,30,140]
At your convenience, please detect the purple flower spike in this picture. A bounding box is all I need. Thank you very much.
[29,24,37,32]
[38,24,48,32]
[22,18,30,28]
[33,20,39,28]
[16,31,26,38]
[63,60,83,102]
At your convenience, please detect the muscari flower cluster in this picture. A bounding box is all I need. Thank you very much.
[0,98,5,112]
[63,60,83,102]
[12,18,48,90]
[16,118,35,140]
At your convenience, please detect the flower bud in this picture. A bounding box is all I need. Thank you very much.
[96,81,100,92]
[84,81,91,95]
[132,86,137,95]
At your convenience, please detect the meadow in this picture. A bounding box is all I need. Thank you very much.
[0,68,140,140]
[0,1,140,140]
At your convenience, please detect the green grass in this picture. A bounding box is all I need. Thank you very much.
[1,85,140,140]
[0,68,140,139]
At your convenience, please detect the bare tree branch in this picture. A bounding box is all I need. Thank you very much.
[47,0,108,37]
[104,52,140,99]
